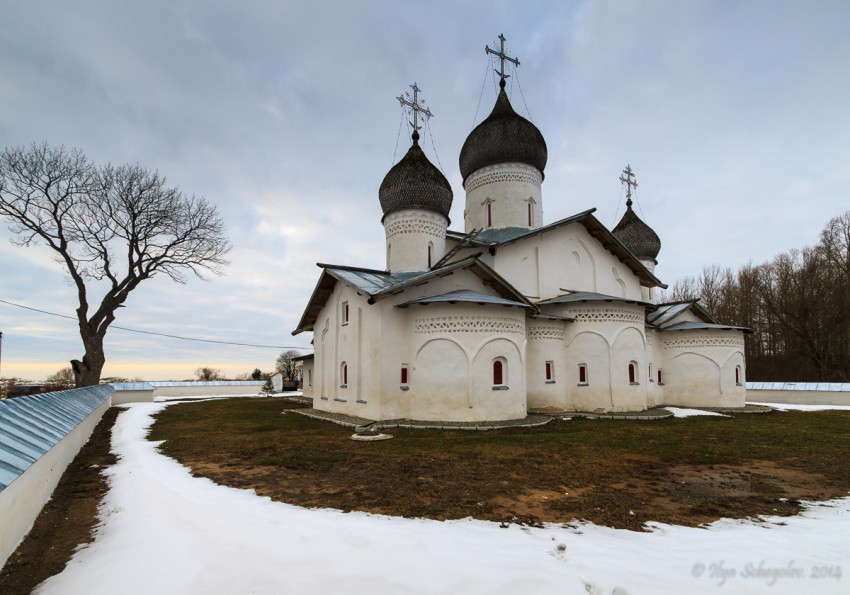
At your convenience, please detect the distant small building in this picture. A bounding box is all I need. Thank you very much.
[293,354,315,398]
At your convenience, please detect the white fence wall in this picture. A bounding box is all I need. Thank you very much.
[0,386,113,568]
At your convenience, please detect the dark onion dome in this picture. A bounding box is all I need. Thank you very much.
[379,132,453,222]
[612,200,661,261]
[459,80,548,182]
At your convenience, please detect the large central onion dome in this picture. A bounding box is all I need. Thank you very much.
[379,132,453,222]
[612,201,661,261]
[459,81,548,182]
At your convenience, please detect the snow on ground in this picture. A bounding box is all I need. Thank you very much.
[153,391,303,402]
[749,402,850,412]
[38,403,849,595]
[665,408,729,418]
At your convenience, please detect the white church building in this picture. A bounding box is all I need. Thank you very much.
[293,38,749,422]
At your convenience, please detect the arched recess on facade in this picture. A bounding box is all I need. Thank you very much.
[611,326,646,408]
[413,337,472,410]
[720,349,746,390]
[670,351,723,395]
[563,330,611,410]
[564,237,597,292]
[470,337,524,407]
[612,267,626,298]
[471,335,524,365]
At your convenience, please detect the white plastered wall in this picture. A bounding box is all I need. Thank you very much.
[312,284,381,419]
[660,329,747,407]
[384,209,448,272]
[464,163,542,232]
[402,302,527,421]
[492,223,644,301]
[310,270,529,422]
[525,319,568,410]
[542,302,649,412]
[301,360,315,398]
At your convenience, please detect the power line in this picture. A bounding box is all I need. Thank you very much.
[0,298,311,351]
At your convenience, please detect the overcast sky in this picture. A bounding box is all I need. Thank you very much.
[1,1,848,381]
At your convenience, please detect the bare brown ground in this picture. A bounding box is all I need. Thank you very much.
[148,399,849,531]
[180,451,838,530]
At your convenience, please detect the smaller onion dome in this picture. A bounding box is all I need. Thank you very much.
[379,131,453,222]
[459,80,548,182]
[612,199,661,261]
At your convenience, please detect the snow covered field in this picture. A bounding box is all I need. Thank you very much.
[37,402,848,595]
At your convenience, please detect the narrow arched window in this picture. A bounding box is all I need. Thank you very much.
[493,360,504,385]
[628,362,637,384]
[528,202,532,226]
[735,365,742,385]
[486,202,492,227]
[427,242,434,268]
[340,361,348,387]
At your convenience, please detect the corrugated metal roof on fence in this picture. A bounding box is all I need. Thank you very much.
[746,382,850,392]
[110,380,265,391]
[0,385,113,492]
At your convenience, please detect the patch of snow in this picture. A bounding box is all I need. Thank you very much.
[153,391,302,402]
[666,407,730,418]
[749,402,850,412]
[37,403,849,595]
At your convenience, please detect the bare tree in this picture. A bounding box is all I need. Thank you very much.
[0,144,230,387]
[195,367,225,381]
[275,349,301,380]
[45,366,75,389]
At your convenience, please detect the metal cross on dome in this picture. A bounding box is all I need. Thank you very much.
[486,33,520,83]
[619,164,639,207]
[397,83,433,139]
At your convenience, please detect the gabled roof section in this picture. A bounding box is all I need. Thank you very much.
[292,255,534,335]
[648,299,719,327]
[446,209,666,288]
[395,289,533,309]
[537,291,654,309]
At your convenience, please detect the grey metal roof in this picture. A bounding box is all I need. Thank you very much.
[459,86,547,181]
[612,203,661,261]
[647,301,696,326]
[0,385,113,491]
[395,289,533,309]
[379,140,453,222]
[747,382,850,392]
[659,321,752,333]
[537,291,653,308]
[292,353,315,361]
[110,380,264,391]
[327,266,420,295]
[446,209,667,290]
[293,255,535,334]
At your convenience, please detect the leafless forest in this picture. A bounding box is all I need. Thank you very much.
[661,211,850,382]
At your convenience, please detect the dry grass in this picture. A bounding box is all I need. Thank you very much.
[149,398,850,531]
